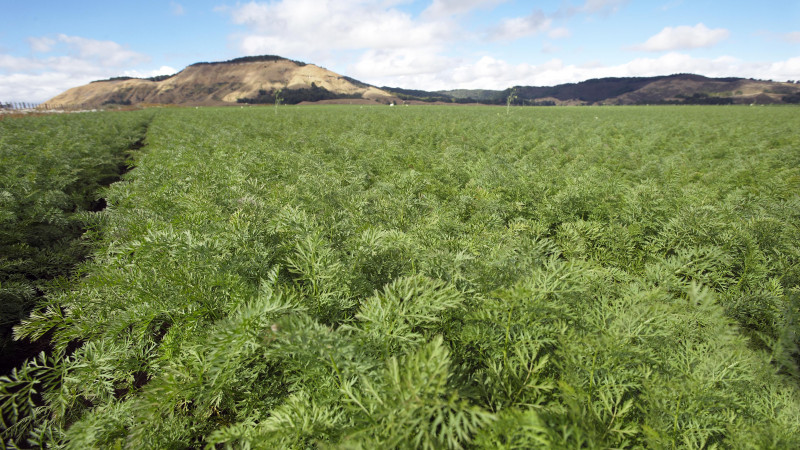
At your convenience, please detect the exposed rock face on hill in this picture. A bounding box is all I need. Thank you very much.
[45,56,393,107]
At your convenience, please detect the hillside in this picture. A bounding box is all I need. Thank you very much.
[43,54,800,108]
[44,55,394,108]
[394,74,800,105]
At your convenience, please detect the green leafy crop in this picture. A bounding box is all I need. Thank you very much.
[2,105,800,448]
[0,111,152,374]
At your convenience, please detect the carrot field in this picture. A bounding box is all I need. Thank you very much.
[2,105,800,448]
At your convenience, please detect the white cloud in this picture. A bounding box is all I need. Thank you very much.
[226,0,494,86]
[0,72,92,105]
[350,52,800,92]
[123,66,178,78]
[226,1,792,94]
[0,35,157,102]
[55,34,150,67]
[351,47,453,80]
[171,2,185,16]
[489,10,551,41]
[765,56,800,80]
[0,54,45,72]
[230,0,452,57]
[634,23,730,52]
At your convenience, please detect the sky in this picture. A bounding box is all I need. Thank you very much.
[1,0,799,102]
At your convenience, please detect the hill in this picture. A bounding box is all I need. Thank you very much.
[44,55,395,108]
[43,55,800,108]
[388,74,800,106]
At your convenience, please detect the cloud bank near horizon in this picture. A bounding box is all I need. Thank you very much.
[0,34,175,103]
[1,0,798,102]
[223,0,798,91]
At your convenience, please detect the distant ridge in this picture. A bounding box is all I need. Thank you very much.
[45,55,800,107]
[391,74,800,105]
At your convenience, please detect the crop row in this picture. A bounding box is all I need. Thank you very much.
[0,111,152,375]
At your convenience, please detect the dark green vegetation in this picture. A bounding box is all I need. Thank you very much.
[436,77,703,103]
[237,83,362,105]
[784,92,800,103]
[2,105,800,448]
[91,75,176,84]
[387,74,800,105]
[0,111,151,374]
[190,54,308,67]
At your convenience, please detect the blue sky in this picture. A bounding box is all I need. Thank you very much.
[2,0,798,102]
